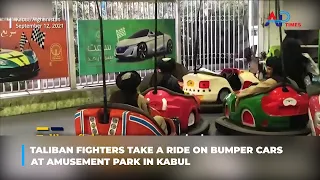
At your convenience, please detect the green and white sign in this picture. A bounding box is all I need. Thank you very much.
[77,19,176,75]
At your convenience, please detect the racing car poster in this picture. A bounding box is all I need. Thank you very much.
[0,20,68,83]
[77,19,176,75]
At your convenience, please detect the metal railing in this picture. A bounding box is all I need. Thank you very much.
[1,0,255,94]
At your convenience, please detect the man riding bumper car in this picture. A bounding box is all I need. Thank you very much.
[75,71,181,136]
[139,57,188,93]
[110,71,169,134]
[141,58,210,135]
[215,56,310,135]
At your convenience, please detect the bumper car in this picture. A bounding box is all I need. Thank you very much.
[75,103,181,136]
[182,68,259,110]
[77,2,183,136]
[142,86,210,135]
[307,83,320,136]
[215,83,310,135]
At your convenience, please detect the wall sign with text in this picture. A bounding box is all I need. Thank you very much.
[0,20,68,82]
[77,19,176,75]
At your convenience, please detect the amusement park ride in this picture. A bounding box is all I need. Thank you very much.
[74,0,209,136]
[215,0,313,135]
[74,0,319,136]
[142,0,210,135]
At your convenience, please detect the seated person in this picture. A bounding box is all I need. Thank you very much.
[282,37,309,90]
[139,57,187,93]
[235,56,283,107]
[110,71,168,134]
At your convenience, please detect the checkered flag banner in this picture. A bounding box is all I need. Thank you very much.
[116,27,126,41]
[31,27,46,49]
[19,32,28,51]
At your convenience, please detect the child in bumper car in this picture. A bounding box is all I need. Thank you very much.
[235,56,284,107]
[110,71,168,134]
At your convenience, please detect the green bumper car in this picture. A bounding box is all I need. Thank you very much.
[215,83,310,135]
[0,49,40,83]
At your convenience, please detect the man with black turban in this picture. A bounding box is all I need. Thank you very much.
[139,57,186,93]
[112,71,142,107]
[235,56,284,107]
[110,71,168,134]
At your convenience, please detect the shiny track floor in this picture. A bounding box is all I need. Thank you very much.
[0,108,222,135]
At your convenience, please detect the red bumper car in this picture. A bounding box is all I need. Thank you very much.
[142,87,210,135]
[307,84,320,136]
[75,103,180,136]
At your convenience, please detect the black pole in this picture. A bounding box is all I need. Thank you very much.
[275,0,288,92]
[153,0,158,94]
[95,1,109,123]
[193,0,203,74]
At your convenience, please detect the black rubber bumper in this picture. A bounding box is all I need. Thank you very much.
[215,116,311,136]
[181,118,210,136]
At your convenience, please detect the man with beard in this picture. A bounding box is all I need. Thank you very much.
[110,71,168,134]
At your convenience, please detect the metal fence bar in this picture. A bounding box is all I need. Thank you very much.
[214,1,217,72]
[237,2,240,69]
[67,0,77,89]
